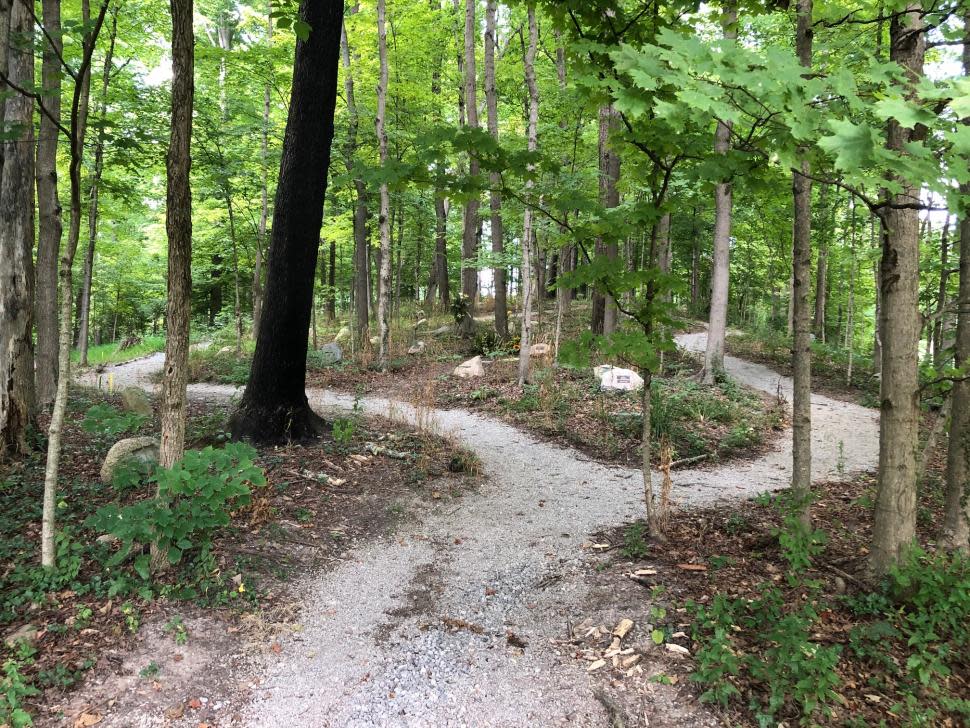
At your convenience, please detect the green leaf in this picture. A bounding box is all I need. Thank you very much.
[818,119,880,172]
[293,19,311,41]
[873,97,935,130]
[134,554,151,581]
[652,629,666,645]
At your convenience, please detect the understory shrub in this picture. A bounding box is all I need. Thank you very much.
[87,443,265,579]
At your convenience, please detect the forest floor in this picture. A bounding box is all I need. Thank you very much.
[38,327,883,727]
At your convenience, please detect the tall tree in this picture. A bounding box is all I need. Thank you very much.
[941,11,970,551]
[340,12,369,345]
[460,0,480,315]
[34,0,63,409]
[376,0,391,365]
[77,11,118,366]
[231,0,343,443]
[41,0,109,568]
[790,0,813,528]
[701,0,737,384]
[517,5,538,387]
[0,0,35,459]
[484,0,507,337]
[253,1,273,334]
[869,3,925,575]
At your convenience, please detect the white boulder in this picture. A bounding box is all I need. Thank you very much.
[101,436,159,484]
[453,356,485,379]
[408,341,426,355]
[597,366,644,392]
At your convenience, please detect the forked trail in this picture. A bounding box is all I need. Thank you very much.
[82,332,878,727]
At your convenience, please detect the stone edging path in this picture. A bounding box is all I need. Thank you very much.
[78,332,879,727]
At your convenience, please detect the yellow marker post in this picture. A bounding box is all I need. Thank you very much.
[108,373,114,393]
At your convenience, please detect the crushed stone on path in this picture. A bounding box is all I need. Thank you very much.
[75,332,879,727]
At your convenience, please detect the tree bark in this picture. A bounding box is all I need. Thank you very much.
[34,0,63,410]
[789,0,814,529]
[460,0,480,311]
[484,0,506,337]
[231,0,342,443]
[517,6,538,387]
[77,11,117,366]
[931,216,952,368]
[941,12,970,551]
[340,15,369,345]
[869,3,925,575]
[0,0,35,459]
[376,0,391,365]
[253,3,273,335]
[41,0,107,568]
[701,0,737,384]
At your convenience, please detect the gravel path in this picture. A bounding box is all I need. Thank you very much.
[80,333,879,727]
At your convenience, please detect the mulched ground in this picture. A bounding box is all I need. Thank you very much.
[569,449,968,727]
[0,389,478,726]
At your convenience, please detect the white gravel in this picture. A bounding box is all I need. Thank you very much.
[78,332,879,727]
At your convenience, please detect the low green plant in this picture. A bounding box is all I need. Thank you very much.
[139,660,160,679]
[621,522,651,559]
[87,443,266,578]
[332,418,356,445]
[1,658,38,727]
[164,616,188,645]
[80,404,147,437]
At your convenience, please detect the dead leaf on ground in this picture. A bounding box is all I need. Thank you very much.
[676,563,708,572]
[73,713,102,728]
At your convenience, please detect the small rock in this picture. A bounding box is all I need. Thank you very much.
[665,643,690,656]
[4,624,38,648]
[120,386,152,417]
[431,325,452,337]
[100,436,159,484]
[334,326,351,343]
[529,343,551,358]
[96,534,120,546]
[453,356,485,379]
[408,341,426,355]
[413,318,428,329]
[369,335,380,346]
[317,342,343,365]
[598,366,644,392]
[217,346,234,356]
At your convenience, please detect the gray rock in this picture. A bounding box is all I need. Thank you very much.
[217,346,234,355]
[4,624,38,648]
[431,325,452,337]
[369,335,381,346]
[413,318,428,329]
[453,356,484,379]
[101,436,159,484]
[334,326,351,343]
[529,343,551,358]
[96,533,120,546]
[318,342,343,365]
[407,341,426,355]
[598,366,644,392]
[120,386,152,417]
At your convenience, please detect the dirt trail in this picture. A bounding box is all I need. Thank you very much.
[77,333,878,727]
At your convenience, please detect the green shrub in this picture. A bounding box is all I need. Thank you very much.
[1,658,37,728]
[87,443,265,578]
[80,404,147,437]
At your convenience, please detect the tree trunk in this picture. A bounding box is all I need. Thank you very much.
[0,0,35,459]
[846,194,857,383]
[789,0,813,530]
[941,12,970,551]
[253,3,273,335]
[517,7,538,387]
[429,4,449,311]
[485,0,507,337]
[230,0,342,443]
[34,0,63,410]
[932,217,952,369]
[869,4,925,575]
[813,200,828,340]
[78,12,117,366]
[657,212,672,302]
[41,0,106,568]
[341,16,369,346]
[376,0,391,366]
[460,0,480,310]
[327,238,336,320]
[701,0,737,384]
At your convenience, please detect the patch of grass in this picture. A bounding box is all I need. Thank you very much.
[72,335,166,367]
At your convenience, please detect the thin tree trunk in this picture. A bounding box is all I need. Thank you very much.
[789,0,814,530]
[813,192,829,340]
[0,0,35,459]
[41,0,107,568]
[231,0,342,443]
[376,0,391,366]
[78,11,117,366]
[846,195,857,384]
[942,12,970,551]
[327,238,336,321]
[34,0,63,409]
[341,13,369,346]
[460,0,480,315]
[253,3,273,335]
[429,4,449,311]
[869,3,925,575]
[701,0,737,384]
[517,7,538,387]
[485,0,506,337]
[657,212,672,302]
[932,216,952,368]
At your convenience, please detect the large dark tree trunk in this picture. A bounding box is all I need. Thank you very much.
[231,0,343,444]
